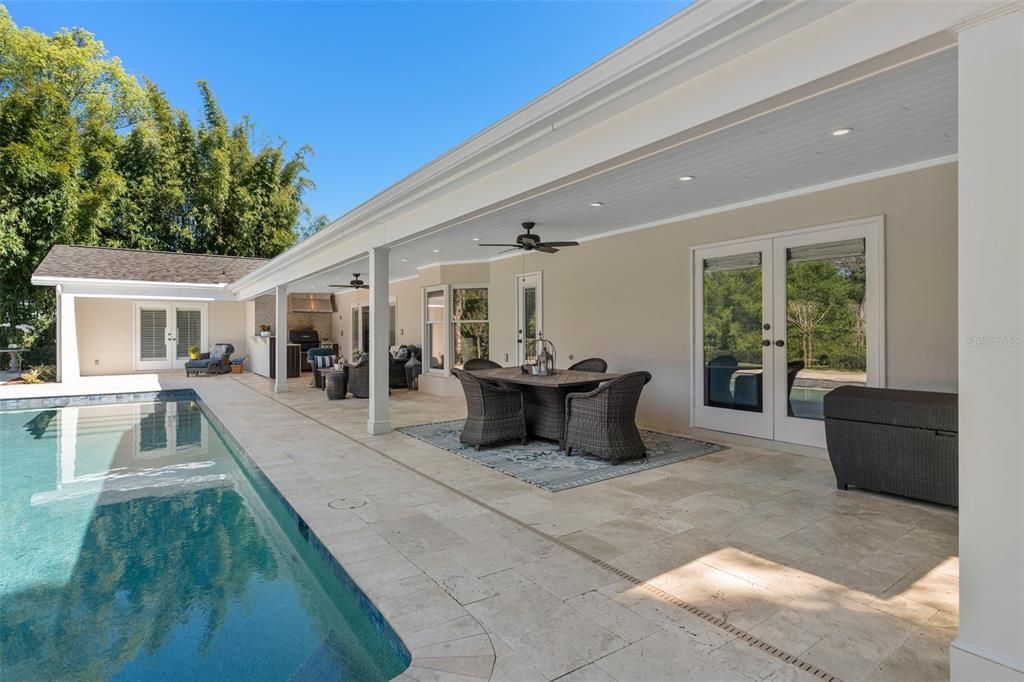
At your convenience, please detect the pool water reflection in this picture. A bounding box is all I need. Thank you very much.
[0,399,409,681]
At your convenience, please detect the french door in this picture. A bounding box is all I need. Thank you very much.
[692,218,884,447]
[134,302,207,371]
[516,272,542,365]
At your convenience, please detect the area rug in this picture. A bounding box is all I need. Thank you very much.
[398,420,727,492]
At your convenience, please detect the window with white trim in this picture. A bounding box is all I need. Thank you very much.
[452,287,489,368]
[424,286,448,372]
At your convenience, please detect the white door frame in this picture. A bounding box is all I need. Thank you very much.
[690,216,885,447]
[515,272,543,366]
[133,301,208,372]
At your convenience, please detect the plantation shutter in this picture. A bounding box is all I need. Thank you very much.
[390,305,396,347]
[139,309,167,360]
[787,238,865,263]
[703,252,762,273]
[175,309,202,359]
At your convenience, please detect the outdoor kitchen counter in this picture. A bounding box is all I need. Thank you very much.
[248,336,301,379]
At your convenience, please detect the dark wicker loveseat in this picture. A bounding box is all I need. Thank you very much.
[823,386,958,506]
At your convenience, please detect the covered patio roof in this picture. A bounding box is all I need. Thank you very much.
[230,0,990,299]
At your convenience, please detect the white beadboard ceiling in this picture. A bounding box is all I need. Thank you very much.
[293,49,956,292]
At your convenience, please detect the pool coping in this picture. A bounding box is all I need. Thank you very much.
[1,389,431,680]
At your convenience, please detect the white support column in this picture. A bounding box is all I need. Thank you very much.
[57,289,80,384]
[952,12,1024,682]
[367,246,391,435]
[274,284,288,393]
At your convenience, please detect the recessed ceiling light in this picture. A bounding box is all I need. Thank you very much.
[472,237,480,241]
[401,258,409,262]
[832,127,853,136]
[678,175,695,182]
[589,201,604,207]
[432,249,440,253]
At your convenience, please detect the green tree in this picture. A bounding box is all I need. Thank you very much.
[0,7,316,366]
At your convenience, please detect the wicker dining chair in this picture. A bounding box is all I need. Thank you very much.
[567,357,608,373]
[463,358,502,370]
[452,369,527,450]
[562,371,652,463]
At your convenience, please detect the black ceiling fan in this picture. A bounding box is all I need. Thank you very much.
[477,222,579,254]
[329,273,369,289]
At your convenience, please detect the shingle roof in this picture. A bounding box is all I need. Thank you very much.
[33,245,268,285]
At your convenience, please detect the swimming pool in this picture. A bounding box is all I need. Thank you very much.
[0,395,409,681]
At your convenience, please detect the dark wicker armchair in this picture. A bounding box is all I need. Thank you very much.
[452,369,527,450]
[463,358,501,370]
[307,347,337,389]
[389,352,409,388]
[562,371,652,463]
[348,360,369,398]
[568,357,607,373]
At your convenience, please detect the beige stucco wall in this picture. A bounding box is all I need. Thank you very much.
[208,301,248,360]
[76,298,134,376]
[75,298,248,375]
[487,162,958,433]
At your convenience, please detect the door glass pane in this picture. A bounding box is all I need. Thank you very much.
[426,290,445,322]
[702,252,763,412]
[785,238,867,420]
[175,309,201,359]
[139,309,167,361]
[522,285,538,362]
[428,324,444,370]
[361,307,370,353]
[351,309,359,356]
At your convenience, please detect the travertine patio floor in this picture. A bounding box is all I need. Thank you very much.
[20,373,957,681]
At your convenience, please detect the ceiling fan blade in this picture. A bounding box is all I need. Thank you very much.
[498,247,521,255]
[537,241,579,248]
[477,243,521,248]
[535,245,559,254]
[329,284,355,288]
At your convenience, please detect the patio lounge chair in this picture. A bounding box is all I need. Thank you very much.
[185,343,234,377]
[452,368,527,450]
[567,357,607,373]
[463,358,501,370]
[562,371,652,463]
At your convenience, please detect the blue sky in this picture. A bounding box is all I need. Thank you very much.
[7,1,686,223]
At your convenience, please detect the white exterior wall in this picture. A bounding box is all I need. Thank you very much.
[951,10,1024,682]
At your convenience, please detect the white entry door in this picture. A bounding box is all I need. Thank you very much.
[134,303,207,371]
[516,272,542,366]
[692,218,884,447]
